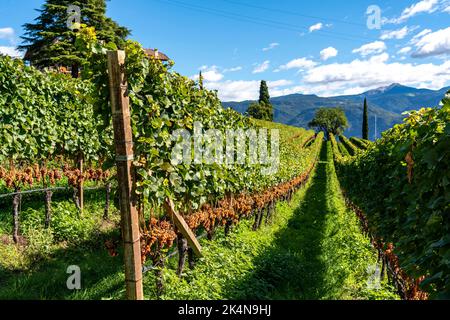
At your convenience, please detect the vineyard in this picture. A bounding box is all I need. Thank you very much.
[0,25,449,300]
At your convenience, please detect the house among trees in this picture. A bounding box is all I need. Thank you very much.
[23,46,170,76]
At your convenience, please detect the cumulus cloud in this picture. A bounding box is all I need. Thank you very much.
[352,41,387,57]
[309,23,323,33]
[380,26,413,40]
[207,53,450,100]
[252,60,270,74]
[397,47,412,55]
[0,46,22,58]
[412,27,450,57]
[389,0,440,24]
[223,66,243,73]
[301,53,450,96]
[320,47,338,61]
[410,29,433,44]
[0,27,15,42]
[205,79,293,101]
[276,57,318,72]
[192,65,224,82]
[262,43,279,52]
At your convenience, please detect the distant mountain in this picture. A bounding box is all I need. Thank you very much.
[223,84,449,139]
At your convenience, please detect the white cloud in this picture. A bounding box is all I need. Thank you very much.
[205,79,292,101]
[0,27,15,42]
[209,54,450,100]
[397,46,412,55]
[262,43,279,52]
[380,26,411,40]
[412,27,450,57]
[410,29,433,44]
[276,57,318,71]
[223,66,243,73]
[192,65,224,82]
[391,0,440,24]
[301,53,450,96]
[309,23,323,33]
[444,5,450,13]
[320,47,338,61]
[0,46,22,58]
[352,41,387,57]
[252,60,270,74]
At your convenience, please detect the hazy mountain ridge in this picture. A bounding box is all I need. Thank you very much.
[223,84,450,139]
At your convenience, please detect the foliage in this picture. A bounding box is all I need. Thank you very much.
[308,107,349,139]
[363,98,369,140]
[0,55,106,165]
[246,81,273,121]
[339,135,358,156]
[19,0,130,76]
[335,101,450,299]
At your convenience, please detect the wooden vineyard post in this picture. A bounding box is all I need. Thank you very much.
[107,50,144,300]
[163,198,202,257]
[78,155,84,213]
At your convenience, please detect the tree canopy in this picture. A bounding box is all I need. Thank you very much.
[308,107,349,139]
[19,0,130,77]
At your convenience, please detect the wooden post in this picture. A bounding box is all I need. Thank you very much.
[78,155,84,213]
[107,50,143,300]
[163,198,202,257]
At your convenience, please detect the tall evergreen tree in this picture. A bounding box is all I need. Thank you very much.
[19,0,130,77]
[198,71,204,90]
[362,98,369,140]
[258,80,270,105]
[258,80,273,121]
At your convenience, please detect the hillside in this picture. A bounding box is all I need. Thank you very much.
[223,84,450,139]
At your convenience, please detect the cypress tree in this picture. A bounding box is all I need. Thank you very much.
[19,0,130,77]
[362,98,369,140]
[258,80,273,121]
[258,80,270,105]
[199,71,204,90]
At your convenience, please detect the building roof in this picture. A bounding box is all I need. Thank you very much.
[144,49,170,61]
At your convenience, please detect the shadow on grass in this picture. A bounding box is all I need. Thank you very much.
[0,227,125,300]
[224,144,331,300]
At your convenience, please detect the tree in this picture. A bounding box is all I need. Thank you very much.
[247,80,273,121]
[259,80,273,121]
[198,71,203,90]
[362,98,369,140]
[259,80,270,105]
[308,108,349,140]
[19,0,130,77]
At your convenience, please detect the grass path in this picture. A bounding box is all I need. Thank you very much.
[150,142,396,300]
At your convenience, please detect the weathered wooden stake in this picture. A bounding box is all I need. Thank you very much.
[163,198,202,257]
[78,156,84,213]
[107,50,143,300]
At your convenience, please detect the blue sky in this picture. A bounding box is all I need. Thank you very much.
[1,0,449,100]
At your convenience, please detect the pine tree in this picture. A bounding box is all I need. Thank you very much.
[19,0,130,77]
[362,98,369,140]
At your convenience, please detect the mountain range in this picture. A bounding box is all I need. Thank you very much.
[222,84,450,139]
